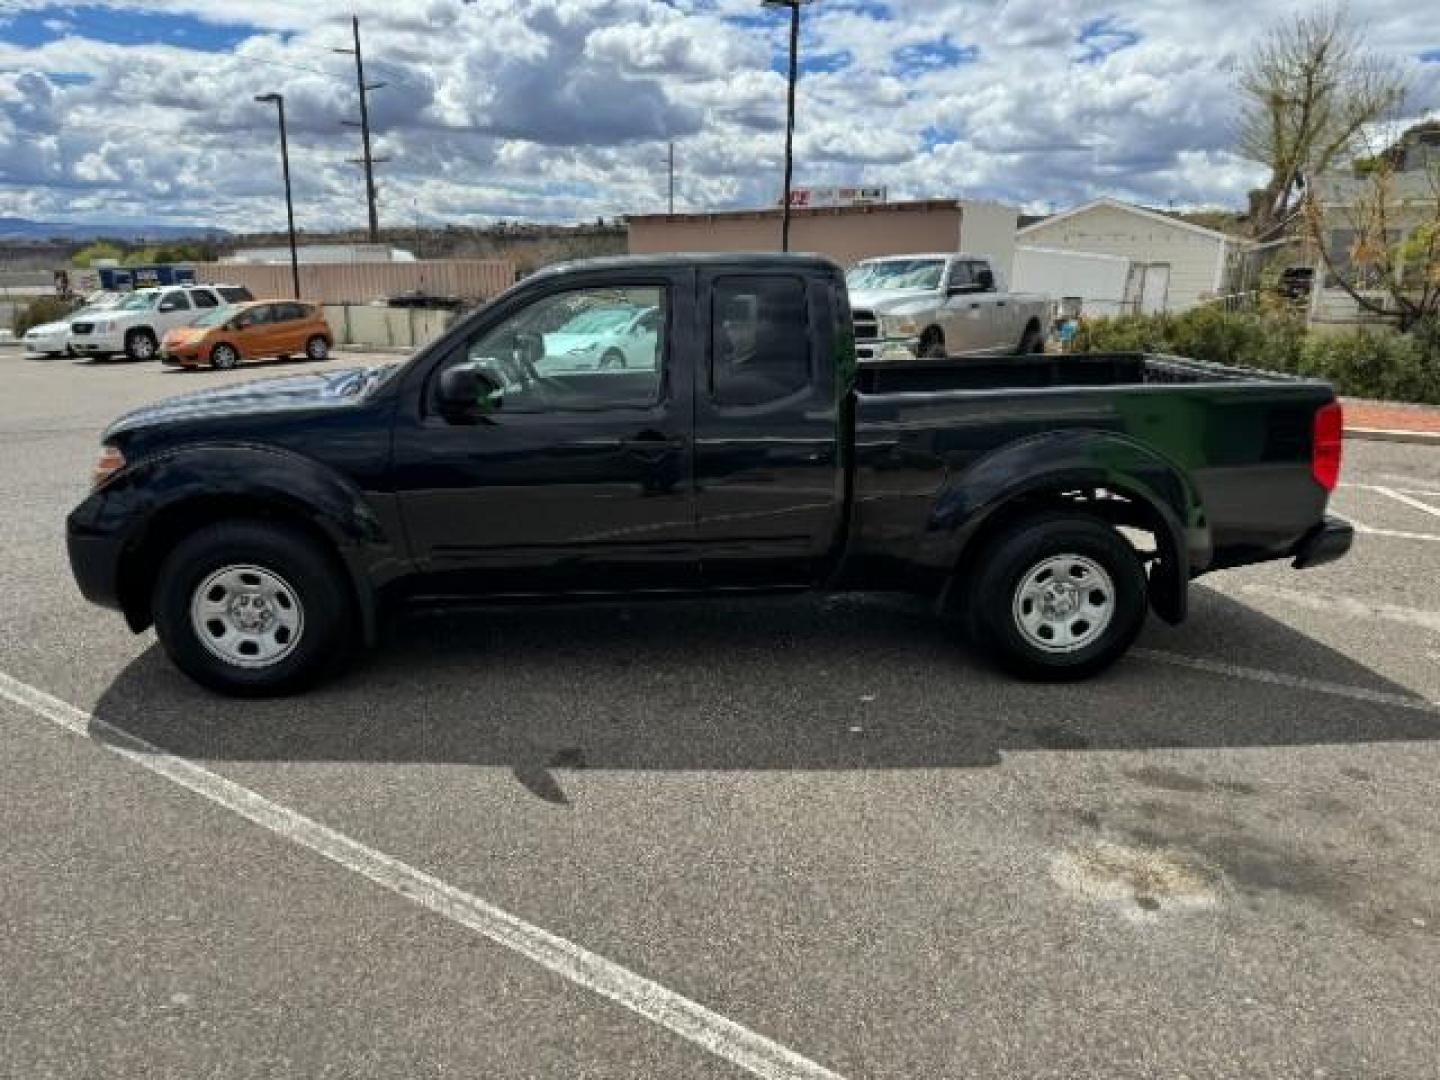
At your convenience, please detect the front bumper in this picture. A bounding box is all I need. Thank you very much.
[66,503,126,612]
[855,337,921,362]
[23,334,68,354]
[161,344,204,366]
[1291,515,1354,570]
[70,331,125,355]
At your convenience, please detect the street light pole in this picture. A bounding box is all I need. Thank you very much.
[255,93,300,300]
[762,0,813,253]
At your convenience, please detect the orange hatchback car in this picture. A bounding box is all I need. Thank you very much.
[162,300,333,369]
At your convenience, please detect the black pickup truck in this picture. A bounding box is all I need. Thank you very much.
[67,254,1352,696]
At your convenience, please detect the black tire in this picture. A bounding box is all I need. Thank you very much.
[599,348,626,370]
[920,331,947,359]
[209,343,240,370]
[152,521,355,697]
[1017,322,1045,355]
[125,329,158,362]
[963,513,1147,681]
[305,335,330,361]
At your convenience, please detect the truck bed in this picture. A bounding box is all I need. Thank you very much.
[856,352,1283,395]
[849,351,1337,582]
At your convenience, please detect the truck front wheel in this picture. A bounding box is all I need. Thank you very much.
[965,513,1147,681]
[152,521,354,697]
[920,330,947,359]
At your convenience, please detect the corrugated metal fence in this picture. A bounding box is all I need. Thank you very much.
[194,260,515,305]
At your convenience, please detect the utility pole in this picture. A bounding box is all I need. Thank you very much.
[334,15,385,243]
[668,141,675,215]
[761,0,814,252]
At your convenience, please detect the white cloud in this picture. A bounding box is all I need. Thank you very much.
[0,0,1435,230]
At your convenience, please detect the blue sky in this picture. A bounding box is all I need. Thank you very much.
[0,0,1436,231]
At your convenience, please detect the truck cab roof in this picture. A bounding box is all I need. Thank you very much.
[527,252,843,282]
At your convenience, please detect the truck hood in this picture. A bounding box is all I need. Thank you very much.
[103,367,376,441]
[847,287,940,313]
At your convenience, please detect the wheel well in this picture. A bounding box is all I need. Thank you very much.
[1024,317,1041,334]
[948,484,1181,619]
[117,496,367,636]
[920,325,944,345]
[126,326,156,340]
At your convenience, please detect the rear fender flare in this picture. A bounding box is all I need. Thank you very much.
[928,429,1212,624]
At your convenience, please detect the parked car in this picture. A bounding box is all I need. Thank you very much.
[847,253,1051,359]
[69,284,254,361]
[67,253,1351,697]
[1278,265,1315,302]
[21,291,125,356]
[537,304,662,373]
[161,301,333,369]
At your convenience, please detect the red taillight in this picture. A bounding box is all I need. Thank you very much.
[1312,401,1343,492]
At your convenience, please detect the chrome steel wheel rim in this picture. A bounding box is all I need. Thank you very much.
[214,346,237,368]
[1012,554,1115,655]
[131,336,155,359]
[189,564,304,669]
[307,338,327,359]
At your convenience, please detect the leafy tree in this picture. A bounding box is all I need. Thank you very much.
[71,241,124,268]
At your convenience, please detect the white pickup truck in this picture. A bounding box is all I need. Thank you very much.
[846,253,1051,360]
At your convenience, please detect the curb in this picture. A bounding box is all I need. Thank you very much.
[1345,426,1440,446]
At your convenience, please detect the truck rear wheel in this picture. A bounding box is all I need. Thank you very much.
[965,513,1147,681]
[152,521,354,697]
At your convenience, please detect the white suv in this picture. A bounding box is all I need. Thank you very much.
[70,284,253,361]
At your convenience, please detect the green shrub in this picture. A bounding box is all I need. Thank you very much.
[14,296,80,336]
[1071,306,1307,372]
[1299,330,1440,404]
[1073,308,1440,404]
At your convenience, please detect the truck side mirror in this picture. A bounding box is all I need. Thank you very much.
[438,362,503,423]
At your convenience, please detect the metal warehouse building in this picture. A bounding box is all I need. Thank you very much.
[628,199,1020,276]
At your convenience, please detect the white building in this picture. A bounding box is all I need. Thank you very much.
[1018,198,1240,313]
[221,244,416,265]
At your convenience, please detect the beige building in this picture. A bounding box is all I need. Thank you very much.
[1018,198,1238,313]
[628,199,1020,277]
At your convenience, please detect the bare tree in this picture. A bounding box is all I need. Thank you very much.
[1238,6,1406,235]
[1305,146,1440,330]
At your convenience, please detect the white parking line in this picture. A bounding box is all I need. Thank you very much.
[0,671,846,1080]
[1224,581,1440,634]
[1374,486,1440,522]
[1341,482,1440,499]
[1329,512,1440,544]
[1133,649,1440,714]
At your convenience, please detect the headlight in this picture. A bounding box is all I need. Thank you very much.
[879,315,921,339]
[92,445,125,489]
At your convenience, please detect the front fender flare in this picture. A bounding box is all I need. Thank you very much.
[93,443,394,641]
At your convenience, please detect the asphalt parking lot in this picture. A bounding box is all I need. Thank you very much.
[2,347,1439,1079]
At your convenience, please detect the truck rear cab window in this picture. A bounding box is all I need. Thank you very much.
[711,276,810,407]
[191,289,219,309]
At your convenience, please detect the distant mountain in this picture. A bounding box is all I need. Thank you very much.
[0,217,230,242]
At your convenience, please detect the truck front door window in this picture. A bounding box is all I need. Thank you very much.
[454,286,666,412]
[711,276,810,407]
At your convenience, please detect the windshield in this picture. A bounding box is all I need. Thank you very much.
[554,308,637,335]
[84,291,124,311]
[846,259,947,291]
[193,305,236,328]
[117,292,160,311]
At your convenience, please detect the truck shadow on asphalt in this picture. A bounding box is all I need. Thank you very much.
[90,584,1438,804]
